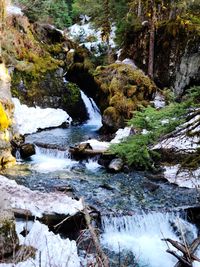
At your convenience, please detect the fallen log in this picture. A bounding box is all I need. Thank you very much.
[163,236,200,267]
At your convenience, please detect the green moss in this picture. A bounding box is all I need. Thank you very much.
[181,150,200,170]
[66,82,80,104]
[95,62,157,128]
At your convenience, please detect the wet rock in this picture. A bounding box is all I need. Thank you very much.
[142,181,159,192]
[19,143,36,159]
[0,151,16,169]
[99,183,114,191]
[108,158,124,172]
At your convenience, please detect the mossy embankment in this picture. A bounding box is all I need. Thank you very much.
[2,14,88,122]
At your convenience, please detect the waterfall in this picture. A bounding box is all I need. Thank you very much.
[80,90,102,128]
[101,212,200,267]
[30,146,77,173]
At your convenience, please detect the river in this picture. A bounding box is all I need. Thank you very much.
[1,91,200,267]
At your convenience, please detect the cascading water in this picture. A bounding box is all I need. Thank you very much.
[80,90,102,128]
[30,146,78,173]
[101,212,200,267]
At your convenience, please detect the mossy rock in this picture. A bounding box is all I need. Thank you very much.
[102,106,124,132]
[11,69,88,123]
[0,211,19,259]
[94,63,157,131]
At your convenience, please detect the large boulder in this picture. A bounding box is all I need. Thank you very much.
[20,143,36,159]
[94,63,157,131]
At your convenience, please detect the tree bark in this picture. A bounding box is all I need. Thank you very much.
[82,199,109,267]
[0,0,6,58]
[148,0,155,79]
[137,0,142,17]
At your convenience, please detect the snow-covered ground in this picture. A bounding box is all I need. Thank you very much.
[68,17,116,56]
[81,126,132,152]
[0,175,83,218]
[0,220,80,267]
[6,4,23,16]
[153,113,200,152]
[163,165,200,188]
[12,98,72,135]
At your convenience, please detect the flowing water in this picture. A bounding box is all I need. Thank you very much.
[2,91,200,266]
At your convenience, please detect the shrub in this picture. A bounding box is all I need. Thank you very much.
[110,86,200,169]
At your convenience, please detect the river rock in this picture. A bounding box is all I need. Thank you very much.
[0,151,16,168]
[108,158,124,172]
[20,143,36,159]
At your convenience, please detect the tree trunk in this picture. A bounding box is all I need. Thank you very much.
[0,0,6,58]
[148,0,155,79]
[137,0,142,17]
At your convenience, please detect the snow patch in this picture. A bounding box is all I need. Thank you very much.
[152,92,166,109]
[153,113,200,152]
[110,127,132,144]
[81,139,110,152]
[6,5,23,16]
[0,220,80,267]
[68,20,116,55]
[0,175,83,218]
[12,98,72,135]
[164,165,200,188]
[82,126,132,152]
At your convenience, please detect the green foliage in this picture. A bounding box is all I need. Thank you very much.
[110,86,200,169]
[15,0,71,28]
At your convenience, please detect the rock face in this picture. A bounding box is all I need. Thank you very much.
[94,63,156,131]
[3,12,88,123]
[0,63,16,169]
[0,192,19,259]
[11,69,88,123]
[121,22,200,97]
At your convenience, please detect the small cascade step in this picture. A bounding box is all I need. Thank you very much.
[80,90,102,127]
[101,212,199,267]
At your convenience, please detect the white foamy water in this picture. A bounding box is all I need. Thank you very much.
[30,146,77,173]
[101,212,200,267]
[85,158,102,172]
[12,98,72,135]
[80,90,102,128]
